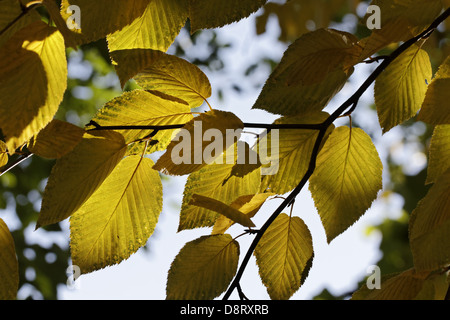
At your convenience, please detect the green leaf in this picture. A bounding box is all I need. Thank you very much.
[418,55,450,125]
[37,131,127,228]
[374,45,432,133]
[426,125,450,184]
[309,126,383,243]
[58,0,151,45]
[107,0,188,52]
[352,268,449,300]
[0,21,67,153]
[258,112,334,195]
[70,156,163,274]
[134,53,212,109]
[0,218,19,300]
[189,194,256,228]
[254,213,313,300]
[188,0,268,32]
[409,168,450,272]
[88,90,193,155]
[153,110,244,176]
[28,119,84,159]
[179,156,261,231]
[166,234,239,300]
[252,28,361,117]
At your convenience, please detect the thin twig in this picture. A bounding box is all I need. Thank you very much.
[0,153,33,177]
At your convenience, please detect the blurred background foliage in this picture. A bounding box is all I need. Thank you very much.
[1,0,449,299]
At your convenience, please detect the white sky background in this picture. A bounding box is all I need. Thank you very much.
[44,6,419,300]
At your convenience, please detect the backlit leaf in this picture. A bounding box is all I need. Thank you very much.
[352,268,449,300]
[212,193,274,234]
[179,154,261,231]
[255,213,313,300]
[59,0,150,45]
[418,55,450,125]
[374,45,432,133]
[409,168,450,272]
[189,194,256,228]
[87,90,193,155]
[134,53,212,109]
[166,234,239,300]
[153,110,244,176]
[309,127,383,243]
[258,112,334,195]
[28,119,84,159]
[37,131,127,228]
[0,141,8,168]
[188,0,268,32]
[358,0,442,60]
[109,49,164,88]
[0,21,67,153]
[252,28,361,116]
[70,156,163,274]
[107,0,188,52]
[0,218,18,300]
[426,124,450,184]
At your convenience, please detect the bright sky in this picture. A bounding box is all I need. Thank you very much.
[17,8,412,300]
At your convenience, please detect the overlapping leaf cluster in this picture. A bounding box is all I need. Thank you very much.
[0,0,449,300]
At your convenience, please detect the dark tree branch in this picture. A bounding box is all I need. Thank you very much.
[86,121,323,132]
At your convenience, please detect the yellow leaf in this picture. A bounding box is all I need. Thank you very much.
[0,141,8,168]
[166,234,239,300]
[0,21,67,153]
[374,45,432,133]
[358,0,442,60]
[37,131,127,228]
[252,28,361,116]
[212,193,274,234]
[153,110,244,176]
[189,194,256,228]
[109,49,164,88]
[258,112,334,194]
[87,90,193,155]
[28,119,84,159]
[418,55,450,125]
[107,0,187,52]
[179,156,261,231]
[409,168,450,272]
[309,127,383,243]
[426,125,450,184]
[134,53,212,109]
[357,18,411,61]
[370,0,443,33]
[58,0,150,46]
[352,268,449,300]
[254,213,313,300]
[0,218,18,300]
[70,156,163,274]
[188,0,267,32]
